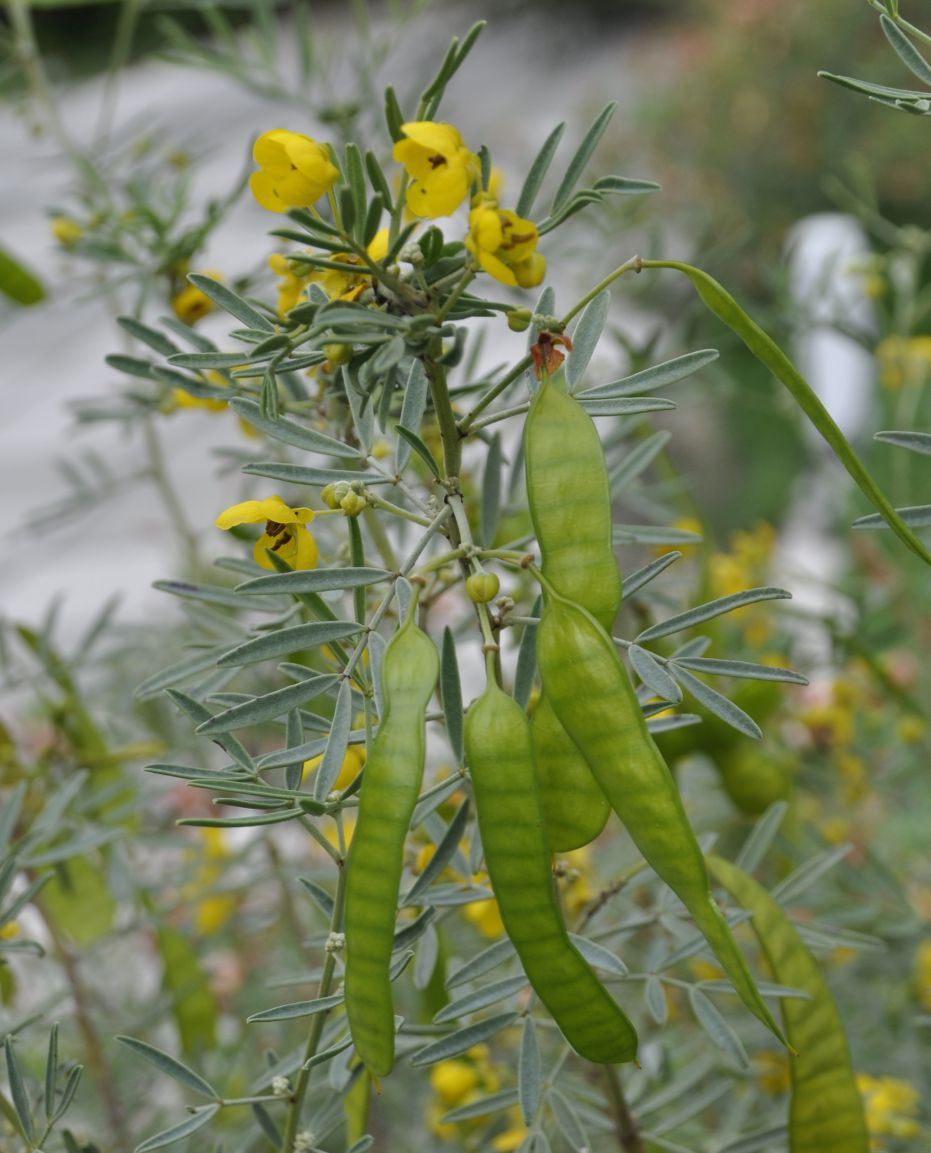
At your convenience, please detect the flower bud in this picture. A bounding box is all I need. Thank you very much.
[506,307,533,333]
[340,491,367,517]
[466,572,500,604]
[321,481,351,509]
[323,342,353,366]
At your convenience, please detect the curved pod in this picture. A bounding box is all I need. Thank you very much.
[344,614,439,1076]
[465,680,638,1064]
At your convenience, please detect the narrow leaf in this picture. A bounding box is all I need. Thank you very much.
[552,102,617,210]
[313,680,353,800]
[4,1037,34,1141]
[628,645,682,703]
[670,666,763,740]
[621,552,683,601]
[567,934,629,977]
[548,1088,589,1151]
[516,122,567,217]
[645,976,668,1025]
[135,1104,220,1153]
[637,587,791,642]
[216,621,362,667]
[688,988,749,1068]
[578,349,719,400]
[237,567,390,596]
[404,800,470,907]
[410,1013,519,1066]
[673,657,807,685]
[880,13,931,84]
[115,1036,217,1099]
[433,976,529,1024]
[518,1018,542,1124]
[195,675,338,735]
[187,275,274,331]
[610,430,672,491]
[248,993,344,1023]
[734,802,790,874]
[396,425,442,481]
[441,628,464,764]
[567,291,610,389]
[874,429,931,455]
[446,938,518,989]
[480,433,503,545]
[395,361,429,472]
[166,690,254,771]
[229,398,362,457]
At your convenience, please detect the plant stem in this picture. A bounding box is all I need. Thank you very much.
[279,853,348,1153]
[141,416,199,569]
[603,1066,644,1153]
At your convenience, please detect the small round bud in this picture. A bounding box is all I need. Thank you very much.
[321,481,351,510]
[466,572,500,604]
[506,307,533,333]
[340,491,367,517]
[322,342,353,366]
[325,932,346,954]
[272,1076,291,1097]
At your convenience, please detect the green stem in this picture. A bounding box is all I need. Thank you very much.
[435,268,476,325]
[424,351,462,480]
[141,416,199,569]
[603,1067,644,1153]
[367,494,432,528]
[560,257,641,327]
[279,854,348,1153]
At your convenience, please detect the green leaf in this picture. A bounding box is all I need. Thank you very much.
[621,552,683,601]
[152,580,280,614]
[644,976,668,1025]
[0,245,44,306]
[733,801,790,874]
[410,1013,519,1066]
[770,844,853,904]
[548,1088,589,1151]
[567,934,629,977]
[818,69,931,103]
[241,461,385,487]
[440,1089,520,1124]
[717,1126,789,1153]
[167,689,255,771]
[670,666,763,740]
[115,1036,217,1099]
[513,598,540,710]
[641,260,931,567]
[187,274,274,332]
[116,316,179,357]
[592,175,661,196]
[298,877,335,919]
[637,587,791,642]
[421,21,486,109]
[880,14,931,85]
[229,398,363,458]
[247,992,344,1023]
[313,680,353,800]
[157,927,217,1055]
[852,504,931,529]
[552,103,617,211]
[516,122,567,218]
[613,524,701,547]
[874,429,931,455]
[216,621,362,668]
[40,857,115,947]
[135,1104,220,1153]
[440,627,465,764]
[688,987,749,1068]
[480,433,503,546]
[445,938,517,989]
[44,1023,58,1121]
[567,291,610,389]
[236,567,390,596]
[628,645,682,703]
[0,783,26,854]
[196,674,338,735]
[577,349,719,400]
[433,976,529,1024]
[579,397,676,417]
[51,1064,83,1124]
[404,800,470,907]
[167,351,259,370]
[4,1036,34,1142]
[396,425,442,481]
[672,657,807,685]
[610,430,672,491]
[707,857,869,1153]
[518,1017,541,1125]
[135,648,228,700]
[395,361,429,472]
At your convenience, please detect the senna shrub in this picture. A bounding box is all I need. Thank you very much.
[5,8,931,1153]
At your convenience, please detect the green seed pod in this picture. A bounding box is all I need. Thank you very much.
[466,572,500,604]
[344,609,439,1077]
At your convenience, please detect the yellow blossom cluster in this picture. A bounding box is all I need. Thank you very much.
[251,121,545,298]
[184,828,237,936]
[856,1073,921,1148]
[428,1044,527,1150]
[875,334,931,390]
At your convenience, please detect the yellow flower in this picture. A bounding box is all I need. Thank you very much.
[430,1059,480,1107]
[302,744,365,793]
[463,895,505,939]
[185,828,237,935]
[250,129,339,214]
[857,1074,921,1147]
[0,922,19,940]
[876,335,931,390]
[393,121,479,218]
[465,203,545,288]
[51,215,83,245]
[171,270,223,325]
[276,228,390,310]
[428,1046,503,1141]
[915,940,931,1010]
[491,1109,529,1153]
[215,495,317,571]
[755,1049,790,1095]
[556,846,595,920]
